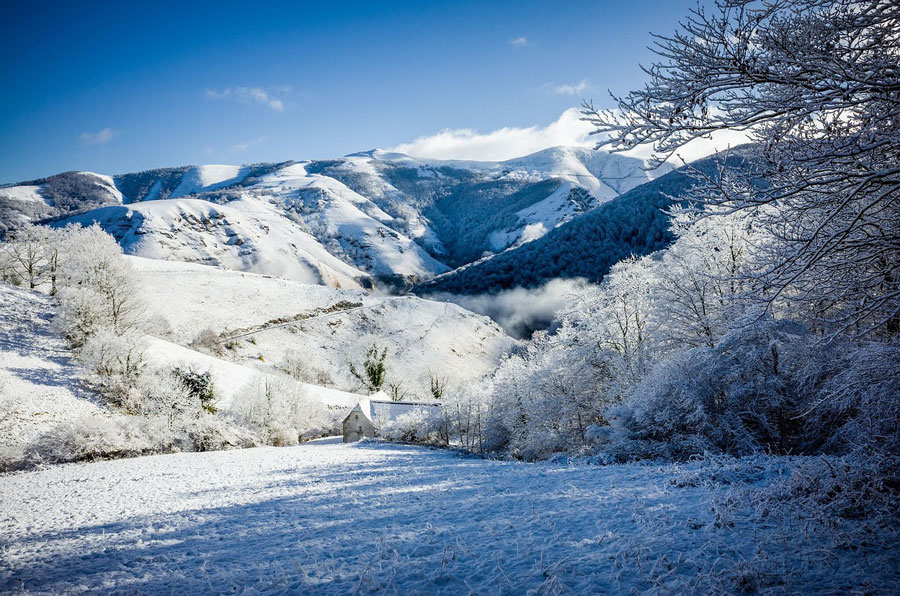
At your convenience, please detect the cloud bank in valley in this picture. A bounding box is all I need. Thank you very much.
[428,278,592,339]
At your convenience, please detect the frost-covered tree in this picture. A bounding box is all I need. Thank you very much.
[575,256,659,384]
[439,382,490,451]
[0,224,53,290]
[585,0,900,335]
[231,374,331,445]
[486,320,616,459]
[54,224,147,345]
[650,210,758,349]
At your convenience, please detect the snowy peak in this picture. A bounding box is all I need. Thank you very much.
[499,146,673,200]
[170,165,249,198]
[5,145,683,290]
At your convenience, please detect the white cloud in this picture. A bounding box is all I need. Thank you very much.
[619,127,754,165]
[231,136,266,152]
[508,36,528,48]
[390,107,595,162]
[80,128,118,144]
[206,87,286,112]
[544,79,594,96]
[390,108,754,164]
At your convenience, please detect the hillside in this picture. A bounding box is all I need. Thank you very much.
[1,147,670,288]
[0,279,365,456]
[416,149,757,294]
[129,257,518,396]
[0,283,103,449]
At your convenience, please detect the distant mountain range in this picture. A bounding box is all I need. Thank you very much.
[1,145,724,293]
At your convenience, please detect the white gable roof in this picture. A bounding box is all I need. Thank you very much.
[354,391,440,425]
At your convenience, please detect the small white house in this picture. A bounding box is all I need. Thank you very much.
[342,391,441,443]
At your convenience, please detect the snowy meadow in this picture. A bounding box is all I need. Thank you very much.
[2,0,900,594]
[4,440,896,595]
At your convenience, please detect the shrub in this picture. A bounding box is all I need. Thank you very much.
[597,319,809,461]
[379,408,446,445]
[173,367,217,414]
[190,328,224,357]
[23,414,174,465]
[283,354,335,387]
[176,415,257,452]
[231,374,333,445]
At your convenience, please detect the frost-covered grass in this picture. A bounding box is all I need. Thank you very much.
[2,442,895,595]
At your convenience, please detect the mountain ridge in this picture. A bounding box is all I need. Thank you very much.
[0,146,677,290]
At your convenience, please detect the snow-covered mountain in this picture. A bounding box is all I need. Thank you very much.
[0,147,669,289]
[416,149,759,295]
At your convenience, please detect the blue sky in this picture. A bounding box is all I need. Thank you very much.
[1,0,696,183]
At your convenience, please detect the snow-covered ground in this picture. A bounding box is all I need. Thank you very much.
[128,257,365,344]
[0,284,103,449]
[130,257,517,396]
[2,442,890,595]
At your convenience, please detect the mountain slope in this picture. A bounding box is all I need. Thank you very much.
[129,257,518,396]
[416,150,757,294]
[308,146,670,267]
[59,198,371,288]
[2,146,670,287]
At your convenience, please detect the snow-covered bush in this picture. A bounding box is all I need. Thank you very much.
[23,414,174,465]
[190,328,224,357]
[77,328,148,409]
[801,342,900,458]
[379,407,446,445]
[599,319,809,460]
[0,446,26,473]
[231,374,333,445]
[77,328,202,425]
[176,414,257,452]
[52,224,147,346]
[173,367,217,414]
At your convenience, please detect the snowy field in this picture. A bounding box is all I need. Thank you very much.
[2,441,891,595]
[0,285,103,449]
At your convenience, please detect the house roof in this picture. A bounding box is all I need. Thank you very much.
[347,391,440,425]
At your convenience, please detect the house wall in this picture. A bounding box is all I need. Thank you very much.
[343,410,376,443]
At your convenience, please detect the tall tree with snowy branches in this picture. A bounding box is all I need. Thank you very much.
[583,0,900,336]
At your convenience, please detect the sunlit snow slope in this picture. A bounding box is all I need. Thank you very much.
[3,146,672,288]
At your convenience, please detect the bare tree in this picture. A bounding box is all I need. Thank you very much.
[584,0,900,335]
[1,224,50,290]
